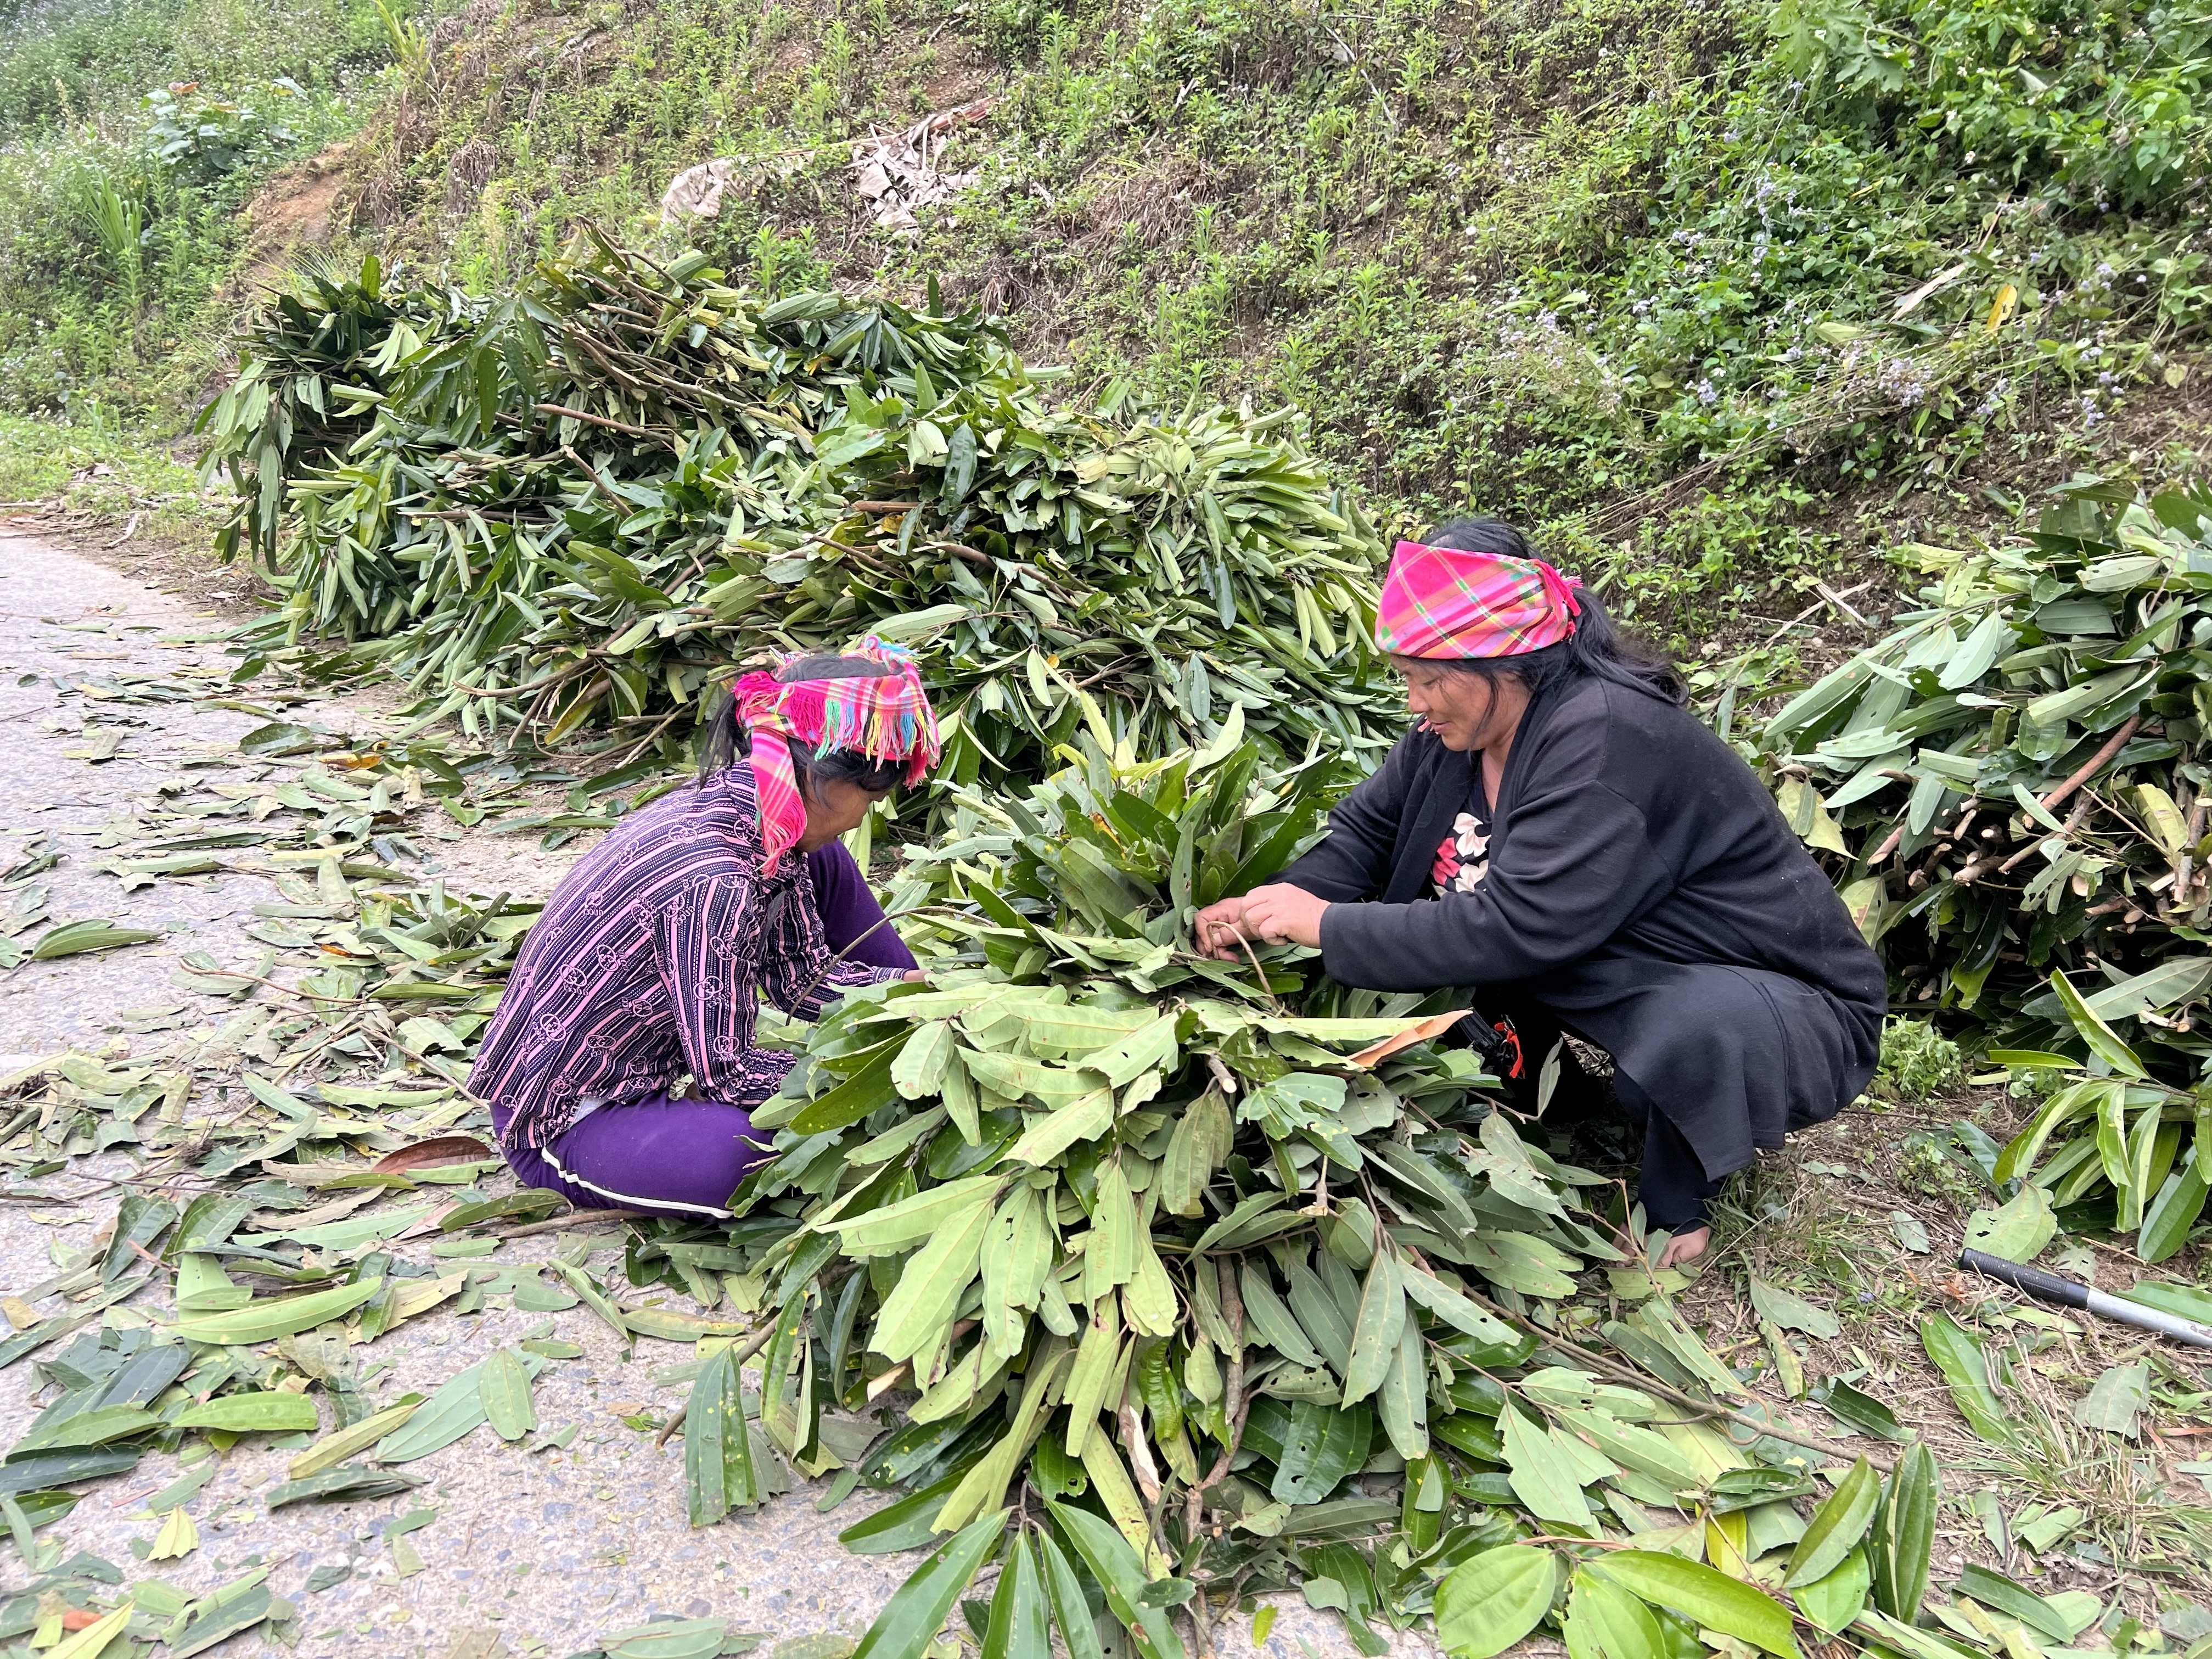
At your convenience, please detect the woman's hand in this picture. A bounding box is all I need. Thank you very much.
[901,969,928,983]
[1238,884,1329,950]
[1194,896,1253,960]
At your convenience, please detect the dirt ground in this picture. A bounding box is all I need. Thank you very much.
[0,526,1400,1659]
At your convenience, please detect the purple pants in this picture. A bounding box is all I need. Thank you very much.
[497,841,914,1218]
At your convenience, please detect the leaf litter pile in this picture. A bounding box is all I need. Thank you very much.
[0,635,2198,1659]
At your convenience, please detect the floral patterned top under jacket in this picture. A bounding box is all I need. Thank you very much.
[471,762,899,1152]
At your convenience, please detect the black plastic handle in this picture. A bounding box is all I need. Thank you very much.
[1958,1248,2090,1309]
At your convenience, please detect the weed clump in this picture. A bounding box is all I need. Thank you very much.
[1871,1016,1967,1106]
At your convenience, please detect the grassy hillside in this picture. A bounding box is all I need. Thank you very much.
[3,0,2210,652]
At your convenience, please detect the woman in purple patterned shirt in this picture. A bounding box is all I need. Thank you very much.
[471,640,941,1218]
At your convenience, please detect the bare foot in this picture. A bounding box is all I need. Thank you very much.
[1655,1225,1711,1271]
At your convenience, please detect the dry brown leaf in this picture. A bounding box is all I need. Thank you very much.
[1345,1009,1469,1070]
[372,1135,493,1174]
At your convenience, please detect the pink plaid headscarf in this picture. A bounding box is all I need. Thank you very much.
[1373,539,1582,659]
[729,636,941,875]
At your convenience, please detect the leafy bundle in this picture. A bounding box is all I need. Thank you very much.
[627,737,1966,1659]
[199,235,1399,788]
[1756,478,2212,1252]
[1760,478,2212,1075]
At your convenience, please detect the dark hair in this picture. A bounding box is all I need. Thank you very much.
[697,654,908,795]
[1413,517,1685,705]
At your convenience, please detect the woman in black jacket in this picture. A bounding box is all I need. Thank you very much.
[1197,519,1886,1267]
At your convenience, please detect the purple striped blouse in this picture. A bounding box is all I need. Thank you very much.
[471,763,899,1152]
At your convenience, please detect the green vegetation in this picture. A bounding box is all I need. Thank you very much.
[0,0,398,417]
[8,0,2211,653]
[3,0,2212,1641]
[1761,478,2212,1067]
[306,0,2212,643]
[1869,1017,1967,1105]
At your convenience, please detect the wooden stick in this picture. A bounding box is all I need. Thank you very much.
[535,403,653,438]
[1998,795,2091,876]
[2039,713,2143,817]
[653,1322,778,1447]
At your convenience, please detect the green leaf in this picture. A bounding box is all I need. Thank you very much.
[873,1193,994,1363]
[1747,1279,1841,1341]
[685,1346,760,1526]
[1157,1090,1232,1217]
[375,1361,497,1462]
[1952,1565,2076,1642]
[1918,1314,2013,1444]
[981,1533,1050,1659]
[1003,1090,1115,1168]
[2139,1148,2209,1263]
[604,1617,740,1659]
[1866,1443,1938,1623]
[0,1447,140,1496]
[849,1511,1004,1659]
[1377,1315,1429,1460]
[167,1278,384,1344]
[1046,1501,1188,1659]
[437,1190,564,1231]
[1938,607,2011,690]
[892,1022,955,1101]
[288,1397,424,1479]
[1035,1529,1109,1659]
[1340,1249,1402,1406]
[1085,1162,1138,1302]
[172,1583,283,1657]
[1268,1398,1372,1505]
[11,1404,161,1453]
[2050,971,2147,1079]
[1961,1183,2057,1264]
[1500,1406,1592,1529]
[791,1041,902,1134]
[1239,1262,1327,1371]
[1400,1263,1519,1347]
[168,1392,321,1433]
[1815,1378,1908,1443]
[1563,1567,1665,1659]
[1783,1457,1880,1587]
[479,1348,536,1441]
[265,1462,424,1509]
[1433,1545,1557,1659]
[1792,1546,1869,1635]
[828,1175,1004,1257]
[2070,1360,2149,1436]
[1590,1551,1801,1659]
[29,919,162,959]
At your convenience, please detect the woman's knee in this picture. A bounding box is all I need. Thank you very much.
[540,1098,770,1217]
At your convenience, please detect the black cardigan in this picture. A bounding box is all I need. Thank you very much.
[1278,674,1887,1175]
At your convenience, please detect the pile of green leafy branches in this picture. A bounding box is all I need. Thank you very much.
[631,736,2006,1659]
[1759,476,2212,1249]
[1761,478,2211,1062]
[199,232,1400,794]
